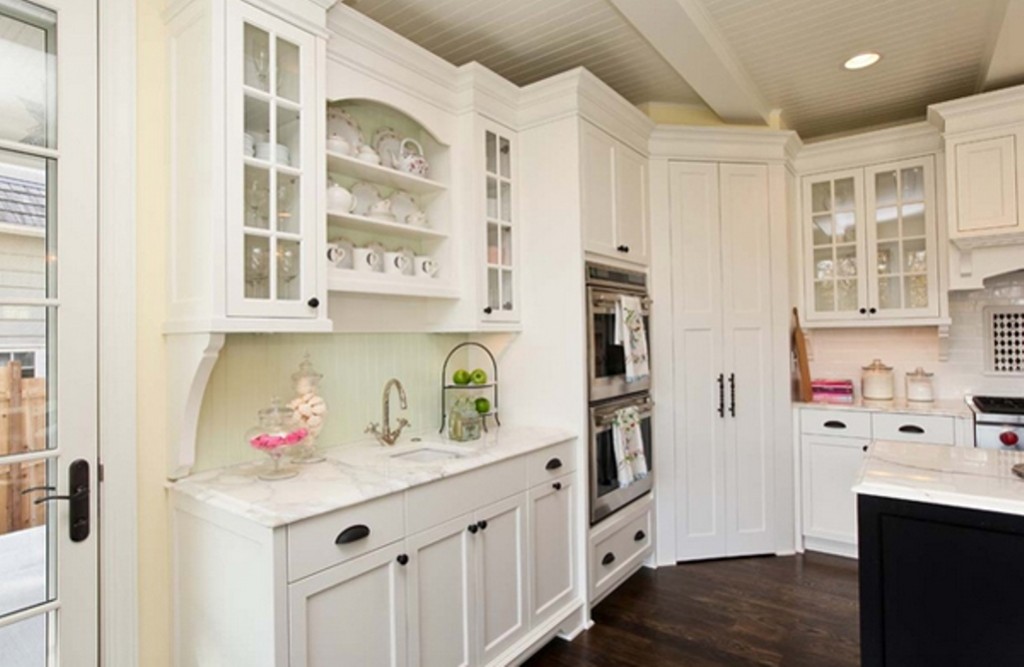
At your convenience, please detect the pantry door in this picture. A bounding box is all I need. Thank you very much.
[0,0,99,665]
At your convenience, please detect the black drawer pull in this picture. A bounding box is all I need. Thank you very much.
[602,552,616,566]
[898,425,925,434]
[396,554,409,566]
[553,482,562,491]
[823,420,847,429]
[335,524,370,545]
[634,530,646,542]
[545,458,563,470]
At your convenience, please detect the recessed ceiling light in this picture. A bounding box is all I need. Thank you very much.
[843,52,881,70]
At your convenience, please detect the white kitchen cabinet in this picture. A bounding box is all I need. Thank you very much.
[801,435,868,552]
[475,494,528,664]
[669,161,777,560]
[406,514,474,667]
[165,0,329,333]
[581,122,649,266]
[803,156,939,324]
[528,474,575,628]
[952,134,1021,237]
[481,121,520,323]
[288,541,408,667]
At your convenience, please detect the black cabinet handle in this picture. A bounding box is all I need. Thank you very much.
[617,245,628,253]
[859,307,867,315]
[468,524,479,534]
[717,373,725,418]
[634,530,646,542]
[335,524,370,545]
[483,306,493,315]
[898,425,925,434]
[396,554,409,566]
[33,459,89,542]
[307,297,320,308]
[477,520,488,530]
[545,458,563,470]
[553,482,562,491]
[728,373,736,417]
[868,307,877,314]
[602,552,616,566]
[823,420,847,429]
[862,445,868,452]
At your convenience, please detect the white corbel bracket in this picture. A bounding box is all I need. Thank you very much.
[937,324,950,362]
[166,332,226,480]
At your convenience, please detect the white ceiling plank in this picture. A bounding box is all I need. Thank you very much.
[606,0,771,124]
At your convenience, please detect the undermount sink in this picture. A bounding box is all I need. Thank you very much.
[390,446,467,463]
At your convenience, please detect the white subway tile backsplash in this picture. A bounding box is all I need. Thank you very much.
[808,270,1024,400]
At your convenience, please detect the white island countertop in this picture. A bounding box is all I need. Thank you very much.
[171,425,576,528]
[854,440,1024,517]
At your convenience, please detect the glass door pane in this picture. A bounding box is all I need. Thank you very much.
[872,166,929,313]
[483,128,514,317]
[809,176,859,315]
[0,2,56,148]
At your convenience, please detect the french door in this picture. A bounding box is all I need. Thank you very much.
[0,0,99,665]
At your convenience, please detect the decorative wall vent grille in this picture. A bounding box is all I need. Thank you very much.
[985,306,1024,375]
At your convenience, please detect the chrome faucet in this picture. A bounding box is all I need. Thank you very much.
[365,378,411,446]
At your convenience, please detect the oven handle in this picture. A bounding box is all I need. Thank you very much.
[591,292,653,313]
[594,399,655,428]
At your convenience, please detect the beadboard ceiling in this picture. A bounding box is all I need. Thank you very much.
[344,0,1021,138]
[341,0,704,105]
[699,0,1012,138]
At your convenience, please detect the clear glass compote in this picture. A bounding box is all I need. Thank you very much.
[289,355,327,464]
[246,398,307,481]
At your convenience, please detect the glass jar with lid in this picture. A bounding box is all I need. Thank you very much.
[289,354,327,464]
[905,367,935,402]
[246,398,308,480]
[861,359,894,401]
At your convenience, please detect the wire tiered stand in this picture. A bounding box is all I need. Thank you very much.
[439,341,501,434]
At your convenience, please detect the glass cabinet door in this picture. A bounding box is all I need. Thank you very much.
[803,170,865,320]
[865,158,937,317]
[228,1,318,318]
[483,124,517,321]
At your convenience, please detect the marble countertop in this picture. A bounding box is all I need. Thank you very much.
[170,425,576,528]
[854,440,1024,516]
[796,397,973,419]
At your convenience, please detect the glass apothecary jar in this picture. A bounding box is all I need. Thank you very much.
[905,367,934,402]
[289,355,327,463]
[448,397,482,442]
[246,398,308,480]
[861,359,894,401]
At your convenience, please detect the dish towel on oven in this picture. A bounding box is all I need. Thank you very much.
[615,295,650,382]
[612,406,649,488]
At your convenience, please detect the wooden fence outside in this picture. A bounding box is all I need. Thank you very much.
[0,361,48,535]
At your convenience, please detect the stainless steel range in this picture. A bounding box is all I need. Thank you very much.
[969,396,1024,450]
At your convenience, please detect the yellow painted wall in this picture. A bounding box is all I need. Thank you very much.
[136,0,171,664]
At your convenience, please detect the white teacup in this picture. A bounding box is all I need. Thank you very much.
[369,199,393,217]
[352,248,380,272]
[405,210,428,227]
[383,251,409,275]
[415,256,439,278]
[326,243,348,268]
[357,146,380,165]
[326,133,351,156]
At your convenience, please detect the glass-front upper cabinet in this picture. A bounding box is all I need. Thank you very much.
[803,157,939,324]
[482,122,518,323]
[227,1,319,319]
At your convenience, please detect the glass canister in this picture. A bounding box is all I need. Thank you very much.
[905,367,935,402]
[289,354,327,464]
[861,359,894,401]
[448,397,482,443]
[246,398,308,481]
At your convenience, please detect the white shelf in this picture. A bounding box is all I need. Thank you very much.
[327,269,460,299]
[326,150,446,195]
[326,210,448,240]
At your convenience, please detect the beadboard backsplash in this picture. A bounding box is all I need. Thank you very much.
[194,333,467,472]
[809,270,1024,400]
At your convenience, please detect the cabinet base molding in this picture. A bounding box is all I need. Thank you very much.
[495,599,587,667]
[802,535,858,559]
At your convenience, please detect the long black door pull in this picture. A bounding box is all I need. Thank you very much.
[30,459,90,542]
[717,374,725,418]
[728,373,736,417]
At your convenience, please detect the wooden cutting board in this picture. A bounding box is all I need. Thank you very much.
[792,307,813,402]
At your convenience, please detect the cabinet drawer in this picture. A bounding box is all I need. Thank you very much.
[872,412,955,445]
[801,409,871,438]
[526,440,576,487]
[591,501,652,601]
[406,456,525,535]
[287,493,405,582]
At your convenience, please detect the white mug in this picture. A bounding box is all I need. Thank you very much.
[383,251,409,275]
[326,243,348,267]
[353,248,380,272]
[415,256,439,278]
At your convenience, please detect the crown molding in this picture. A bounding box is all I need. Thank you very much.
[649,125,799,164]
[928,84,1024,135]
[795,121,940,174]
[519,68,653,154]
[455,62,520,129]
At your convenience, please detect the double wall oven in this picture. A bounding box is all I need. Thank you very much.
[586,262,653,524]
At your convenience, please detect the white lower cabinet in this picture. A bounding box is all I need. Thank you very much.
[173,440,581,667]
[801,435,869,553]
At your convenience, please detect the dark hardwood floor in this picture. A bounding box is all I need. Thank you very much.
[525,553,860,667]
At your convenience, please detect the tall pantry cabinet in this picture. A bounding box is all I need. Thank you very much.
[649,128,797,563]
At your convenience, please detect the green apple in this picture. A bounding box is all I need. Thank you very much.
[475,398,491,414]
[452,369,471,385]
[470,368,488,385]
